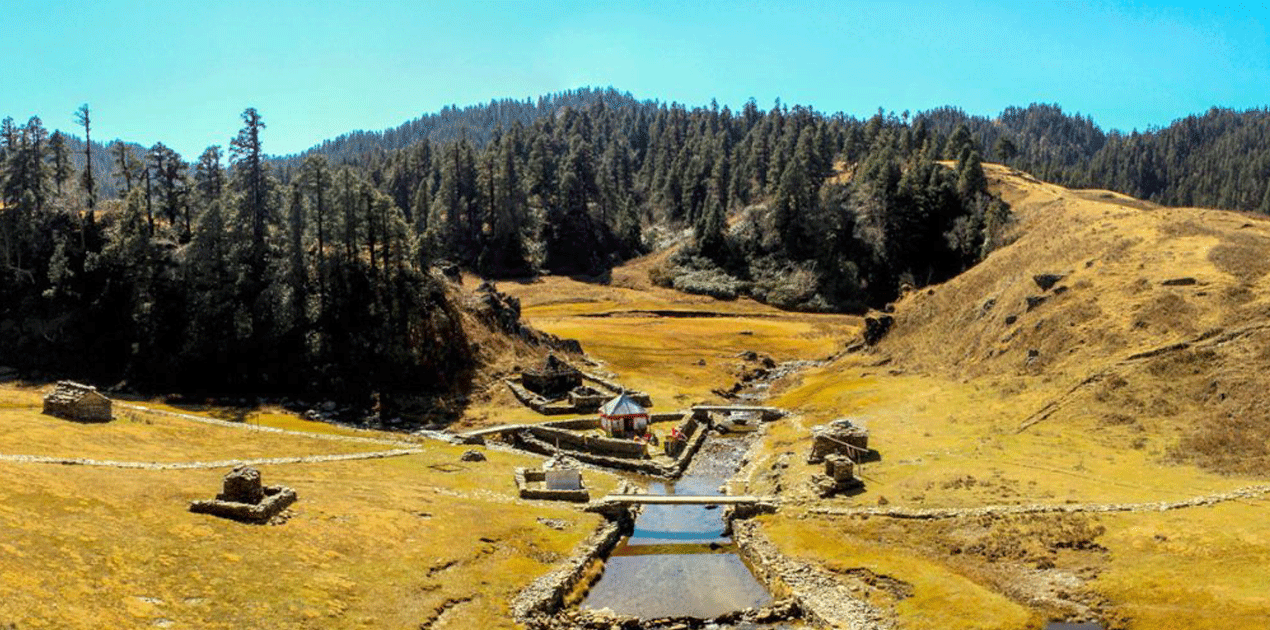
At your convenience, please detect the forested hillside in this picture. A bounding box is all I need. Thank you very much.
[273,87,645,168]
[0,96,1006,395]
[3,88,1266,396]
[919,104,1270,214]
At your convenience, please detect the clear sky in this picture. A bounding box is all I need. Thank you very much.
[4,0,1268,158]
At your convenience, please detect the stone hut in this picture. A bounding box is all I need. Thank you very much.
[599,392,649,439]
[521,354,583,398]
[807,418,870,463]
[42,381,112,422]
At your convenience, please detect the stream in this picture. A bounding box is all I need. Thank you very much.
[581,434,800,627]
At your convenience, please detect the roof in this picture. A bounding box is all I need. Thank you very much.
[45,381,108,404]
[600,392,647,417]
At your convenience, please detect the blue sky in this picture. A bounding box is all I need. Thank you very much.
[4,0,1268,158]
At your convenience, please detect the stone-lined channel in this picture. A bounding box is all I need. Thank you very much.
[580,434,801,627]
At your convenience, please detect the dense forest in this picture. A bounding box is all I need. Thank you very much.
[919,103,1270,213]
[3,87,1265,396]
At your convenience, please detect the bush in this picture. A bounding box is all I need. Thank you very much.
[671,268,744,300]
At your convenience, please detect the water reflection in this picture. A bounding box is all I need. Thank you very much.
[582,435,776,619]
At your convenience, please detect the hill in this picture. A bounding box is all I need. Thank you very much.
[743,164,1270,629]
[918,104,1270,214]
[272,87,644,168]
[882,163,1270,474]
[5,165,1270,630]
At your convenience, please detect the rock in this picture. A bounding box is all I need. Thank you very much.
[460,449,487,462]
[218,466,264,504]
[863,315,894,345]
[1162,277,1198,286]
[1026,295,1048,311]
[556,338,584,354]
[1033,273,1065,291]
[1005,315,1018,325]
[320,400,337,412]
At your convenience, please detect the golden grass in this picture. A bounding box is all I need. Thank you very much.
[761,515,1037,630]
[0,386,621,629]
[8,164,1270,629]
[744,165,1270,629]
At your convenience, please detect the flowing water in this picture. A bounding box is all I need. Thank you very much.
[581,435,783,621]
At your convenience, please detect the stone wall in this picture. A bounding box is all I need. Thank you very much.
[730,519,891,630]
[189,486,297,524]
[514,430,671,476]
[514,468,591,502]
[523,425,648,459]
[541,417,602,431]
[510,508,632,624]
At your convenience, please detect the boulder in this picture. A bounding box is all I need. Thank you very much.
[1033,273,1065,291]
[460,449,487,462]
[863,315,894,345]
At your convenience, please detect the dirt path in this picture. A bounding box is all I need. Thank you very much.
[807,483,1270,519]
[117,403,418,447]
[0,448,422,470]
[0,403,428,470]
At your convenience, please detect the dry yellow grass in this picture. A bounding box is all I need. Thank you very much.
[6,164,1270,629]
[0,385,621,630]
[746,164,1270,629]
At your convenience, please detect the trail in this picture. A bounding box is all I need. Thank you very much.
[807,483,1270,519]
[0,448,421,470]
[116,403,418,447]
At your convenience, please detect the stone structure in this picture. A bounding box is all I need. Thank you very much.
[809,453,862,497]
[521,354,583,398]
[42,381,112,422]
[807,418,870,464]
[507,368,652,416]
[189,466,297,524]
[515,456,590,502]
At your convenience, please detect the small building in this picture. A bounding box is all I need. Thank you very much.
[807,418,870,464]
[42,381,112,422]
[521,354,583,398]
[599,392,649,439]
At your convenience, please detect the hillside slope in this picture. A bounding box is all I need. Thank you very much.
[882,163,1270,473]
[748,165,1270,629]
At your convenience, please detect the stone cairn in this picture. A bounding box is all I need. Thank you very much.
[807,419,870,497]
[810,454,861,498]
[189,466,297,524]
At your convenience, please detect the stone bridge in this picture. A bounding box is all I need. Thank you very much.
[597,493,775,505]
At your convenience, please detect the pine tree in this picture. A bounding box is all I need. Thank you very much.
[194,146,225,201]
[229,108,270,278]
[300,155,333,309]
[48,131,71,195]
[74,104,96,220]
[112,142,143,194]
